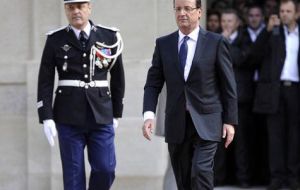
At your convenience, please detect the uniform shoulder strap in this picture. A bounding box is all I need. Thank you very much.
[96,24,120,32]
[45,26,68,36]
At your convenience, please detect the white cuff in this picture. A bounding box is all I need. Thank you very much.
[143,111,155,121]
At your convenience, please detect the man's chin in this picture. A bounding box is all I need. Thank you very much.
[72,22,84,29]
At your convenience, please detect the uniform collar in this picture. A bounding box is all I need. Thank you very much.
[70,21,92,39]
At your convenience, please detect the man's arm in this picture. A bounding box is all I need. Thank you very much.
[110,51,125,119]
[216,36,238,148]
[216,36,238,125]
[37,36,56,123]
[142,39,165,140]
[37,36,58,146]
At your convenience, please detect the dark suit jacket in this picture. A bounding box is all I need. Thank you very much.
[230,28,267,103]
[254,25,300,114]
[143,27,238,143]
[37,21,125,126]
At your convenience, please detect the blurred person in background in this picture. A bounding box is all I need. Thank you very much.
[253,0,300,189]
[207,9,222,33]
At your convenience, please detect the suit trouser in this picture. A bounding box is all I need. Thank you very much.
[267,83,300,183]
[168,112,218,190]
[163,156,178,190]
[234,102,253,183]
[56,110,115,190]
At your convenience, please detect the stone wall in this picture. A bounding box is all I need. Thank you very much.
[0,0,206,189]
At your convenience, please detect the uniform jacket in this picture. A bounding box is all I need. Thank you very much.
[37,21,125,126]
[143,28,238,143]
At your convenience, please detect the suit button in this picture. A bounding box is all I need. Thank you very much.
[58,90,62,93]
[83,53,87,57]
[83,64,87,68]
[84,74,88,78]
[85,85,89,89]
[64,55,68,59]
[107,91,110,95]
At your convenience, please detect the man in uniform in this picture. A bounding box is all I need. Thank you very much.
[37,0,125,190]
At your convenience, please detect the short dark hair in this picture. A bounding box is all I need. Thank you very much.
[173,0,202,8]
[280,0,297,11]
[221,9,240,18]
[247,3,264,15]
[207,9,221,19]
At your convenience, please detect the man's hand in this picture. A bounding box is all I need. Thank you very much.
[222,29,233,39]
[267,14,280,32]
[43,119,57,147]
[222,124,235,148]
[142,119,155,141]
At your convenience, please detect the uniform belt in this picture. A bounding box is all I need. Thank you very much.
[58,80,108,88]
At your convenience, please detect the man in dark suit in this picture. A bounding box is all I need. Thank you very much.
[243,4,270,186]
[217,9,253,187]
[254,0,300,189]
[37,0,125,189]
[142,0,238,189]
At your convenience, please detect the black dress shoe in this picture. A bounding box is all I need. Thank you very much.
[266,180,282,190]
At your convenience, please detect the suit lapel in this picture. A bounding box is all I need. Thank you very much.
[169,32,184,79]
[187,28,208,81]
[278,26,286,75]
[297,24,300,78]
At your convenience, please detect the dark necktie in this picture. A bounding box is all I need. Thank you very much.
[79,31,87,49]
[179,36,189,71]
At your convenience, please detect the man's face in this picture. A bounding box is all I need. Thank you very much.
[207,14,220,32]
[280,1,297,26]
[174,0,201,34]
[65,2,91,30]
[221,13,240,33]
[264,0,278,17]
[247,7,264,30]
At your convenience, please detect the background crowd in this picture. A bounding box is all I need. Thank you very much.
[206,0,300,189]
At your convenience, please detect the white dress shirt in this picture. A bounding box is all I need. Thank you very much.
[280,25,299,82]
[178,27,199,81]
[144,27,200,121]
[247,24,266,81]
[71,22,91,39]
[228,31,238,44]
[247,24,265,42]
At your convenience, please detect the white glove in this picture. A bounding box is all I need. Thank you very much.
[43,119,57,147]
[113,118,118,129]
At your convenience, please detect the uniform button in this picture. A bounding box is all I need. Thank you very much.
[83,53,87,57]
[85,85,89,89]
[83,64,87,68]
[58,90,62,93]
[107,91,110,95]
[84,74,88,78]
[64,55,68,59]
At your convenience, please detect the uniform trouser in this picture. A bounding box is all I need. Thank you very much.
[168,112,218,190]
[56,116,115,190]
[267,83,300,183]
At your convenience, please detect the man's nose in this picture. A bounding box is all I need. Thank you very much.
[73,7,80,13]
